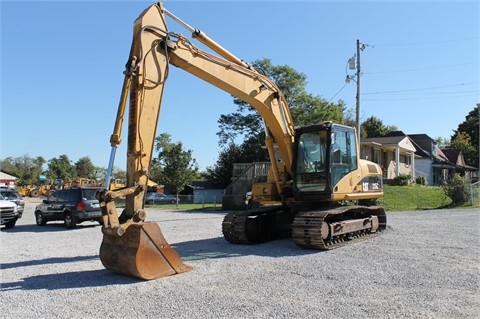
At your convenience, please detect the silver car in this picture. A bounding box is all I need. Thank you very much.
[145,192,178,204]
[0,188,25,216]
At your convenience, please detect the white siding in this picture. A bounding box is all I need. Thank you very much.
[415,159,433,185]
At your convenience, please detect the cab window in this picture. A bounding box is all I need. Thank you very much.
[331,127,358,186]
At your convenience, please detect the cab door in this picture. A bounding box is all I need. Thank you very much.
[330,125,358,189]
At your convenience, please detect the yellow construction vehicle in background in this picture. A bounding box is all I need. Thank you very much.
[96,2,386,280]
[108,178,126,191]
[17,177,64,197]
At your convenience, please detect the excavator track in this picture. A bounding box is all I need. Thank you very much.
[223,205,386,249]
[222,206,292,244]
[292,206,387,250]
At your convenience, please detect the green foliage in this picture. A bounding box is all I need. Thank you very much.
[0,155,46,186]
[435,136,450,148]
[442,173,470,206]
[205,137,268,188]
[75,156,96,179]
[361,116,397,138]
[47,154,77,180]
[450,132,477,168]
[451,105,479,168]
[1,154,129,186]
[92,166,107,181]
[217,58,347,147]
[212,58,347,186]
[415,175,426,186]
[392,174,411,186]
[154,133,199,194]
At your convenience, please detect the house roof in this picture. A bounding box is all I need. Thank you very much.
[0,171,18,180]
[361,135,416,152]
[435,148,450,162]
[407,134,435,143]
[441,148,461,163]
[362,135,405,145]
[187,181,223,189]
[385,130,407,137]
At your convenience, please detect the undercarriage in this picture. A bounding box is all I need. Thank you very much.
[222,205,387,249]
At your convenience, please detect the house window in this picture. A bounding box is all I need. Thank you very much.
[405,153,411,166]
[401,154,411,166]
[373,148,381,165]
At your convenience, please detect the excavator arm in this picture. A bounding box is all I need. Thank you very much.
[97,2,296,280]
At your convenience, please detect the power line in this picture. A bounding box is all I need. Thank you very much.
[363,82,477,95]
[363,93,479,101]
[365,90,478,96]
[364,62,478,75]
[369,37,479,47]
[327,83,348,103]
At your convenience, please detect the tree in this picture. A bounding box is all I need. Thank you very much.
[47,155,77,180]
[442,173,469,206]
[92,166,107,182]
[451,105,479,168]
[435,136,450,148]
[75,156,96,179]
[154,133,199,195]
[211,58,346,186]
[217,58,346,146]
[205,143,244,188]
[450,132,477,168]
[361,116,397,138]
[205,138,268,188]
[0,155,45,186]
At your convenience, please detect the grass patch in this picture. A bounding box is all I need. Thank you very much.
[378,185,451,211]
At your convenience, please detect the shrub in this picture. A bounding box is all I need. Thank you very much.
[415,176,426,186]
[393,174,411,186]
[442,174,469,206]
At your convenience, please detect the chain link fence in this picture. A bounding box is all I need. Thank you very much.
[379,183,480,211]
[140,183,480,212]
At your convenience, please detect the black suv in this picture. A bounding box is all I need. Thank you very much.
[34,187,103,229]
[0,188,25,216]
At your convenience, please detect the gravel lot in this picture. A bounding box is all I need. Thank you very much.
[1,198,479,319]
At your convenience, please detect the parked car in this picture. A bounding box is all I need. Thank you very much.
[145,192,178,204]
[0,194,18,229]
[0,188,25,216]
[34,187,103,229]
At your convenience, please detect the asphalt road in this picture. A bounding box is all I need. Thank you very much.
[1,198,479,319]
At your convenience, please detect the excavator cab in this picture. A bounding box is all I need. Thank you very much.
[292,122,384,204]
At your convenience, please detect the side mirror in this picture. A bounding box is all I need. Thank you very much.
[42,199,48,204]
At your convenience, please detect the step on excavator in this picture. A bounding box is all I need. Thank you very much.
[96,2,386,280]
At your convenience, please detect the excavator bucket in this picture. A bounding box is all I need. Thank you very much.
[99,222,191,280]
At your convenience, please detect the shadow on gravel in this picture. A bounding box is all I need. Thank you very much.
[1,223,100,233]
[0,237,321,291]
[1,255,99,270]
[172,236,321,261]
[0,269,140,291]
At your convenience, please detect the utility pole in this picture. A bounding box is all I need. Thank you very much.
[347,40,365,143]
[355,39,361,144]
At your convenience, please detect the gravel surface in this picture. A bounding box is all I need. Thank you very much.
[1,198,479,319]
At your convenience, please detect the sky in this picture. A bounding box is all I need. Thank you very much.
[1,0,479,172]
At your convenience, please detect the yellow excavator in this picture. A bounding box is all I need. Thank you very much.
[96,2,386,280]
